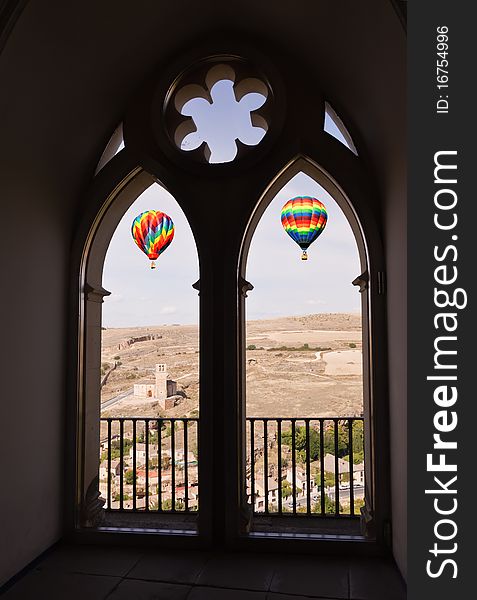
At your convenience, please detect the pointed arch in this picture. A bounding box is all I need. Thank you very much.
[74,160,202,530]
[324,102,358,155]
[94,123,125,175]
[239,156,367,279]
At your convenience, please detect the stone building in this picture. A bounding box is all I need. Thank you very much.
[133,363,177,409]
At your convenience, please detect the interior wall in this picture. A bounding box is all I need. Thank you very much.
[383,152,407,579]
[364,21,407,579]
[0,179,68,585]
[0,6,71,586]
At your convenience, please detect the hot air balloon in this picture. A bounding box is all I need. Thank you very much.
[281,196,328,260]
[131,210,175,269]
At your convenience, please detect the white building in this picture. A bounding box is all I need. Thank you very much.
[323,453,365,488]
[129,443,159,464]
[286,467,316,495]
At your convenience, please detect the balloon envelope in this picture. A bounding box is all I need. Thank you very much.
[131,210,175,263]
[281,196,327,254]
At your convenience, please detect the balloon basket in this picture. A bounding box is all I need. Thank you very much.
[301,251,308,261]
[150,261,156,269]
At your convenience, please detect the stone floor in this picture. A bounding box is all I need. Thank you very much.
[1,543,406,599]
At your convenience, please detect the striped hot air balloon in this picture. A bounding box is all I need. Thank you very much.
[281,196,328,260]
[131,210,175,269]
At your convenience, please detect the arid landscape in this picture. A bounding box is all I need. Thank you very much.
[99,313,364,514]
[100,312,363,419]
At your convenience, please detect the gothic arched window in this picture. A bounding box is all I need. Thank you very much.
[74,48,389,548]
[238,157,378,534]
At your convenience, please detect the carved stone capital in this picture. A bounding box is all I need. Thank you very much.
[352,271,369,293]
[239,277,254,298]
[81,476,106,528]
[239,501,253,534]
[360,502,376,538]
[84,282,111,303]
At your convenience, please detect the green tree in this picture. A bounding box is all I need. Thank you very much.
[104,438,133,461]
[138,430,159,444]
[281,425,321,462]
[247,344,256,350]
[351,420,364,462]
[161,498,185,511]
[124,469,136,485]
[113,492,131,502]
[312,494,342,514]
[281,421,364,465]
[281,479,292,499]
[323,423,348,457]
[324,471,335,488]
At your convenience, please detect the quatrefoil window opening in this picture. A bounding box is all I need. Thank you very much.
[175,77,268,164]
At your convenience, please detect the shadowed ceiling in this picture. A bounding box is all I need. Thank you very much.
[0,0,405,227]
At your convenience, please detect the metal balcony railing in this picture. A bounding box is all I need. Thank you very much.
[99,417,199,514]
[247,417,364,518]
[99,416,364,518]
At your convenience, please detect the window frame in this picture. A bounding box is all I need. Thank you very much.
[69,153,213,545]
[237,156,382,538]
[68,44,391,553]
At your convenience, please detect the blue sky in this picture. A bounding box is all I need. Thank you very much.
[246,172,360,321]
[103,186,200,327]
[102,81,360,327]
[181,80,266,163]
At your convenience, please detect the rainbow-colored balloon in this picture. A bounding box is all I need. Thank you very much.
[131,210,175,269]
[281,196,328,260]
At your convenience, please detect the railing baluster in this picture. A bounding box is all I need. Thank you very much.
[171,419,176,512]
[145,419,149,511]
[277,419,282,515]
[349,418,355,516]
[184,419,189,512]
[250,419,255,513]
[320,419,325,515]
[132,420,137,510]
[107,419,111,510]
[292,419,296,515]
[306,419,311,515]
[157,418,162,511]
[334,419,339,516]
[195,418,199,512]
[120,419,124,511]
[264,419,269,515]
